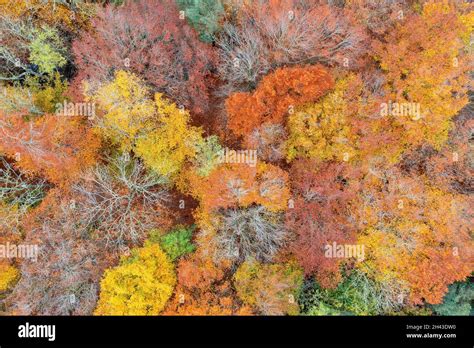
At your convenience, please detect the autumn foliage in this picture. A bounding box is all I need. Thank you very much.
[354,170,473,304]
[217,0,367,92]
[95,243,176,315]
[286,160,360,289]
[373,1,472,149]
[0,0,472,319]
[234,259,303,315]
[0,113,100,186]
[72,0,216,114]
[225,65,333,138]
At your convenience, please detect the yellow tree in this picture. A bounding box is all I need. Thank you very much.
[94,243,176,315]
[90,70,204,178]
[134,93,203,178]
[0,262,19,293]
[286,75,360,163]
[0,0,92,32]
[373,1,473,149]
[354,170,473,305]
[88,70,156,151]
[234,259,303,315]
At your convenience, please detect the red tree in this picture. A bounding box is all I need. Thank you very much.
[72,0,217,115]
[286,160,361,288]
[225,65,333,139]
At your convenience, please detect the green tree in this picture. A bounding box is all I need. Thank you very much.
[299,271,403,316]
[431,280,474,316]
[158,225,196,261]
[177,0,224,42]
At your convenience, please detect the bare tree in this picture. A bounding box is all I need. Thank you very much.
[7,205,103,315]
[214,205,287,264]
[73,154,171,249]
[246,124,287,162]
[0,156,47,235]
[0,15,38,81]
[217,0,367,93]
[0,156,47,208]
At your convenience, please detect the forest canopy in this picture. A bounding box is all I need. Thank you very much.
[0,0,472,317]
